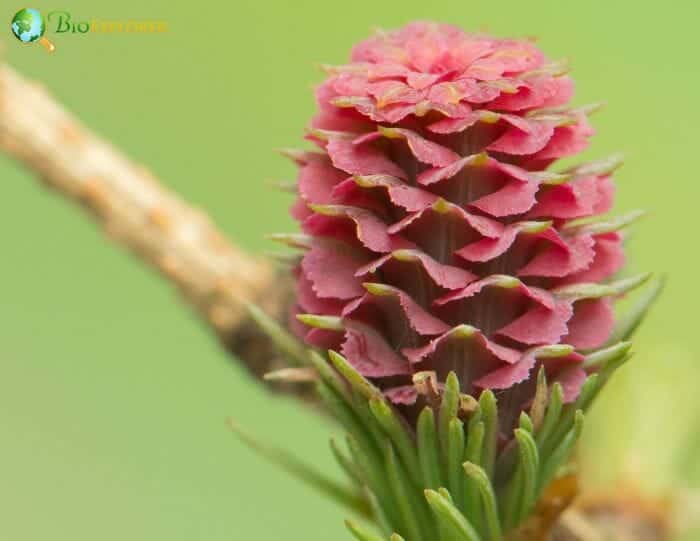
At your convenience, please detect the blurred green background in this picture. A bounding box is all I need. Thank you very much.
[2,1,699,539]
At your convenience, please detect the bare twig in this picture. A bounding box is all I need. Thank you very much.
[0,62,296,384]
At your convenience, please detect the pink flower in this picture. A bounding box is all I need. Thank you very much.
[287,22,631,429]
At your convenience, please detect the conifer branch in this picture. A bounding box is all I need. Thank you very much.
[0,62,295,385]
[0,59,669,540]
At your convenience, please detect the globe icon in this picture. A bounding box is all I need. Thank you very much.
[11,8,45,44]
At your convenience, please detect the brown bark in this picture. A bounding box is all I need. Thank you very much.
[0,62,295,386]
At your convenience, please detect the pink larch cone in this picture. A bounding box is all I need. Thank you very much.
[287,22,637,431]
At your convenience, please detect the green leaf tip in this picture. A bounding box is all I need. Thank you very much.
[568,153,624,177]
[328,350,383,400]
[277,147,325,165]
[513,428,540,522]
[266,232,313,249]
[479,390,499,479]
[609,274,666,344]
[296,313,344,330]
[417,407,442,489]
[553,272,652,301]
[424,489,482,541]
[529,367,548,431]
[439,372,461,450]
[536,382,563,448]
[583,341,633,370]
[519,412,534,434]
[533,344,575,358]
[246,303,308,366]
[363,282,396,296]
[345,520,384,541]
[306,127,354,141]
[564,209,646,235]
[463,462,502,541]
